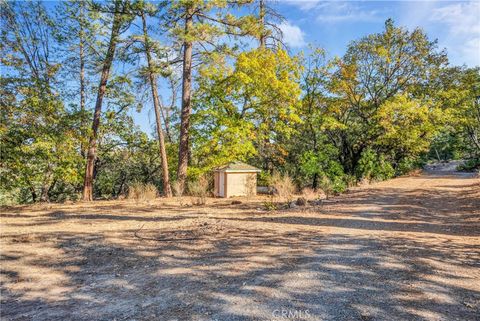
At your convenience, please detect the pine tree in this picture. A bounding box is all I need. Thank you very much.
[166,0,259,193]
[82,0,133,201]
[139,3,172,197]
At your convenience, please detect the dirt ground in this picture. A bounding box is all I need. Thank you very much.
[1,170,479,321]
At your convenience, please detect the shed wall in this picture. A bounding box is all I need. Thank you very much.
[225,172,257,197]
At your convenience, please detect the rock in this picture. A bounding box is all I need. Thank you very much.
[296,197,307,206]
[288,201,297,208]
[309,199,323,206]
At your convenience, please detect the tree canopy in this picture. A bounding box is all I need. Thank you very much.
[1,2,478,204]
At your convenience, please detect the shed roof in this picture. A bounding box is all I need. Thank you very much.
[214,161,261,172]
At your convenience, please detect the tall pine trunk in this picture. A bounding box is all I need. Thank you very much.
[79,1,86,158]
[141,13,172,197]
[176,9,193,194]
[82,1,122,201]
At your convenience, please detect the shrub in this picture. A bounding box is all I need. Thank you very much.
[457,158,480,172]
[270,172,296,203]
[376,155,395,180]
[344,174,357,188]
[396,157,422,176]
[317,175,346,199]
[356,148,377,180]
[257,171,271,187]
[128,182,158,201]
[171,181,188,206]
[356,149,395,181]
[172,181,183,197]
[188,175,209,206]
[263,201,277,211]
[301,187,317,200]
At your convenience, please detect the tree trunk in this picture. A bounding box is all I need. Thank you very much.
[79,1,86,158]
[259,0,266,48]
[28,183,37,203]
[82,1,122,201]
[176,9,193,194]
[40,184,50,202]
[434,147,441,162]
[141,13,172,197]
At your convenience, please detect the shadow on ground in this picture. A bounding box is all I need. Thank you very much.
[1,172,479,321]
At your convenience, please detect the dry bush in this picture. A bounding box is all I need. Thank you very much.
[302,187,327,200]
[270,172,295,203]
[128,182,158,201]
[407,169,423,177]
[188,176,209,206]
[301,187,317,200]
[172,181,183,197]
[171,181,188,206]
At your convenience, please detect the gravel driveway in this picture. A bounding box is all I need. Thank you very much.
[1,171,479,321]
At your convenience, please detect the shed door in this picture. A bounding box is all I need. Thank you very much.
[219,172,225,197]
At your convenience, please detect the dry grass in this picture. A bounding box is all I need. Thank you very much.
[301,187,318,201]
[188,176,209,206]
[127,182,157,201]
[172,181,183,197]
[172,181,187,206]
[270,172,296,203]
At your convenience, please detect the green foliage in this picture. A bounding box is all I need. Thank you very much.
[430,67,480,160]
[396,157,424,176]
[263,201,277,211]
[356,149,395,181]
[457,158,480,172]
[191,48,302,174]
[317,176,342,199]
[257,171,271,187]
[328,20,445,174]
[299,147,346,192]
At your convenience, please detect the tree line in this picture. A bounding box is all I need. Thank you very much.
[1,0,479,204]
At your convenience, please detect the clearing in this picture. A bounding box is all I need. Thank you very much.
[1,171,479,321]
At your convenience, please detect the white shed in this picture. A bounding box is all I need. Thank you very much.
[213,162,261,198]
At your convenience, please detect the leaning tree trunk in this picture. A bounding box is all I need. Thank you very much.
[82,1,122,201]
[141,13,172,197]
[176,9,193,194]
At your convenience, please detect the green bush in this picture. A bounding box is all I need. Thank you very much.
[315,175,347,199]
[457,158,480,172]
[300,148,347,191]
[257,171,271,186]
[356,149,396,181]
[376,155,395,180]
[396,157,422,175]
[356,148,377,180]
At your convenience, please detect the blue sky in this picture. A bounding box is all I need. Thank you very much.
[276,0,479,66]
[129,0,480,134]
